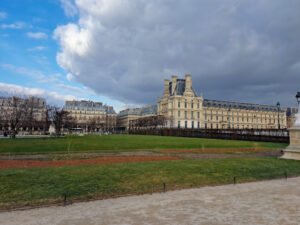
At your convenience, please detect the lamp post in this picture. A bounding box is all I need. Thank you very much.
[276,102,280,129]
[296,92,300,107]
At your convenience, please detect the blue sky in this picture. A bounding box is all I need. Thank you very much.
[0,0,124,110]
[0,0,299,110]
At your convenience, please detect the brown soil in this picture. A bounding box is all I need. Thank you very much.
[0,156,180,169]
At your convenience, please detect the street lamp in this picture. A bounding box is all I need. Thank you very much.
[296,92,300,106]
[276,102,280,129]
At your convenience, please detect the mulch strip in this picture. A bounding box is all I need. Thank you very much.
[0,156,180,169]
[161,148,270,153]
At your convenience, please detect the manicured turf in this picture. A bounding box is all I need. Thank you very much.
[0,134,287,155]
[0,157,299,210]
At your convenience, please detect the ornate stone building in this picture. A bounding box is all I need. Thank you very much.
[157,75,287,129]
[64,100,117,131]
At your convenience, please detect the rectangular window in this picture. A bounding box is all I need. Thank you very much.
[216,111,218,121]
[178,101,180,108]
[191,101,194,108]
[192,121,194,128]
[185,111,187,119]
[216,124,218,129]
[197,112,200,119]
[205,123,207,129]
[178,110,180,117]
[210,110,213,120]
[198,121,200,128]
[178,121,180,128]
[197,101,200,109]
[185,101,187,108]
[191,111,194,119]
[185,121,187,128]
[211,123,213,129]
[205,110,207,120]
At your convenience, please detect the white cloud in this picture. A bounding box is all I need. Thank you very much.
[58,83,84,94]
[27,32,48,39]
[66,73,73,81]
[0,12,7,20]
[1,63,60,83]
[0,82,76,106]
[27,46,47,51]
[54,0,300,106]
[60,0,78,17]
[1,22,25,29]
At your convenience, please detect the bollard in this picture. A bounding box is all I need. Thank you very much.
[234,176,236,185]
[163,183,166,192]
[64,193,67,206]
[284,171,288,180]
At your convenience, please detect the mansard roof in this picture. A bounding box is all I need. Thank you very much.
[118,105,157,117]
[64,100,116,114]
[168,79,197,96]
[203,99,284,112]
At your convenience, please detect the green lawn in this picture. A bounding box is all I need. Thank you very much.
[0,135,287,155]
[1,157,300,210]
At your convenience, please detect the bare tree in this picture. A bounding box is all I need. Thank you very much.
[49,106,74,136]
[2,97,30,138]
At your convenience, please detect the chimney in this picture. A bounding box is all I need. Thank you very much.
[185,74,192,90]
[163,79,170,97]
[171,75,177,94]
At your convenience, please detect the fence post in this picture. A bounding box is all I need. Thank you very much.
[163,183,166,192]
[234,176,236,185]
[64,193,67,206]
[284,171,288,180]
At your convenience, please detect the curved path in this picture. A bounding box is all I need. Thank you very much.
[1,177,299,225]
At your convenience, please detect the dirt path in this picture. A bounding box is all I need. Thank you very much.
[0,150,283,160]
[0,156,180,169]
[1,177,299,225]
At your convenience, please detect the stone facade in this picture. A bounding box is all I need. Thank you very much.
[117,105,157,130]
[64,100,117,131]
[285,107,298,128]
[157,75,287,129]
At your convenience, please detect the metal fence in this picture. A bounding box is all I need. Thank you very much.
[128,128,289,143]
[0,169,292,212]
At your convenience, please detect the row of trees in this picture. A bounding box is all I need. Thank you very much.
[129,115,167,130]
[0,97,74,138]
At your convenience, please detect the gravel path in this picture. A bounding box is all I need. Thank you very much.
[1,177,299,225]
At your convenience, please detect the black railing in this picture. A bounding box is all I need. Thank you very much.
[128,128,289,143]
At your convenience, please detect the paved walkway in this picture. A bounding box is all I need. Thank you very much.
[1,177,300,225]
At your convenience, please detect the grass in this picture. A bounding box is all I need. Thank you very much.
[1,157,300,210]
[0,134,287,155]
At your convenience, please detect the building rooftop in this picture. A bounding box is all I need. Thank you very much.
[64,100,116,114]
[168,79,197,96]
[118,105,157,117]
[203,99,284,112]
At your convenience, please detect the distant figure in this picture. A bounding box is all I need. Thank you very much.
[3,131,7,137]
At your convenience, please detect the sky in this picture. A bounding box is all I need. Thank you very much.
[0,0,300,112]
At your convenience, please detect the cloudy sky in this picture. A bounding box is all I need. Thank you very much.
[0,0,299,111]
